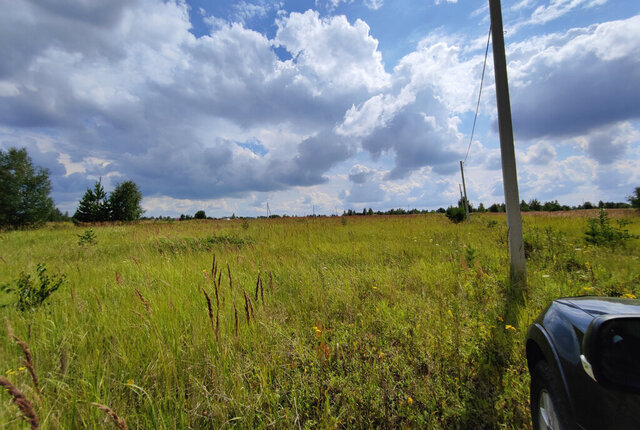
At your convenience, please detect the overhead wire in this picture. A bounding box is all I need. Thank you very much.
[463,25,492,165]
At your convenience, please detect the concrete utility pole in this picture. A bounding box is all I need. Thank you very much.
[460,161,470,220]
[489,0,526,289]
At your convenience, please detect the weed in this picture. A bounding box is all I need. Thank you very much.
[1,264,65,311]
[465,246,476,267]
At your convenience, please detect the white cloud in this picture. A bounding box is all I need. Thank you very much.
[275,10,390,93]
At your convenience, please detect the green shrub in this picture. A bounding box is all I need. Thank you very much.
[584,209,636,247]
[445,206,466,223]
[1,264,66,311]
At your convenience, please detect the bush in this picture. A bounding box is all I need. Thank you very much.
[584,209,636,247]
[445,206,466,223]
[1,264,66,311]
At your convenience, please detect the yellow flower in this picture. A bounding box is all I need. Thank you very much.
[497,315,504,322]
[505,325,517,332]
[447,310,453,318]
[313,326,321,334]
[126,379,134,386]
[622,293,637,299]
[407,396,414,405]
[372,286,377,290]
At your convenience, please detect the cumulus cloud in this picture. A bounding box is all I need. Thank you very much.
[0,2,389,207]
[509,16,640,140]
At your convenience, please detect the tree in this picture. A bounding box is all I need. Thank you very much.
[109,180,144,221]
[73,179,109,222]
[0,147,55,228]
[630,187,640,210]
[194,210,206,219]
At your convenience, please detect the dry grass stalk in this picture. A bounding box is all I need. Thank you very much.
[233,302,239,336]
[12,338,40,396]
[202,288,218,340]
[269,272,274,293]
[130,256,140,269]
[211,253,217,280]
[131,310,149,325]
[115,271,123,285]
[134,289,151,314]
[4,316,15,340]
[0,376,39,429]
[259,276,265,307]
[91,402,127,430]
[59,347,68,377]
[242,291,251,325]
[227,263,233,292]
[254,272,260,301]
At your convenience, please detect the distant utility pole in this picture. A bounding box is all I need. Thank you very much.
[460,161,470,220]
[489,0,526,289]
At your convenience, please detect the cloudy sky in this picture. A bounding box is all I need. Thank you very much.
[1,0,639,217]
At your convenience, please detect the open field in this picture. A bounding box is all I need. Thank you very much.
[1,211,639,429]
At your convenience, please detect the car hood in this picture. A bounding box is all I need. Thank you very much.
[555,297,640,317]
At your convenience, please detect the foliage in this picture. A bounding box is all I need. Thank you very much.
[1,264,65,311]
[77,229,97,246]
[630,187,640,210]
[194,210,206,219]
[584,209,636,247]
[445,206,466,223]
[109,180,144,221]
[73,179,109,222]
[0,147,55,229]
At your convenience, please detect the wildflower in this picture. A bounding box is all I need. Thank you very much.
[505,325,516,332]
[313,326,321,334]
[497,315,504,322]
[622,293,637,299]
[447,309,453,318]
[582,287,593,292]
[542,274,550,278]
[372,286,377,290]
[407,396,414,405]
[126,379,134,386]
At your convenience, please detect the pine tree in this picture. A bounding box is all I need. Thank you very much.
[73,179,109,222]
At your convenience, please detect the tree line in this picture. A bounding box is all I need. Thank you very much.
[1,147,143,229]
[1,146,639,229]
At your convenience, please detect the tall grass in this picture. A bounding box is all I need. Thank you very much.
[1,211,638,428]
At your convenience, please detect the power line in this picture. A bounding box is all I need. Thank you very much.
[463,25,492,165]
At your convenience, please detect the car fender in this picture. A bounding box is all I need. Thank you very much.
[526,322,577,419]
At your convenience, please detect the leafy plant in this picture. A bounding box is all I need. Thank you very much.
[1,264,66,311]
[584,209,636,247]
[445,206,466,223]
[77,228,97,246]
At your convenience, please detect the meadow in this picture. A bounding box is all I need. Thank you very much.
[1,210,639,429]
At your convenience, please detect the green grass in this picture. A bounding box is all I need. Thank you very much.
[1,211,639,429]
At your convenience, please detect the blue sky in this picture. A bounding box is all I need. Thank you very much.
[1,0,639,217]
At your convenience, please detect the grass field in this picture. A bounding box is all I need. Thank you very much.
[1,210,639,429]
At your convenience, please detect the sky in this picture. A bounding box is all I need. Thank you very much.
[1,0,639,217]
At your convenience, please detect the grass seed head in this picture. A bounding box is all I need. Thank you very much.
[0,376,39,429]
[92,402,127,430]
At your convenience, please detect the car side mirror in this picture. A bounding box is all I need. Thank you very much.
[581,315,640,393]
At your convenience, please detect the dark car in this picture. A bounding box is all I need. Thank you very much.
[526,297,640,429]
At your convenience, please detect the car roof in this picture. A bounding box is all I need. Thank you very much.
[555,296,640,317]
